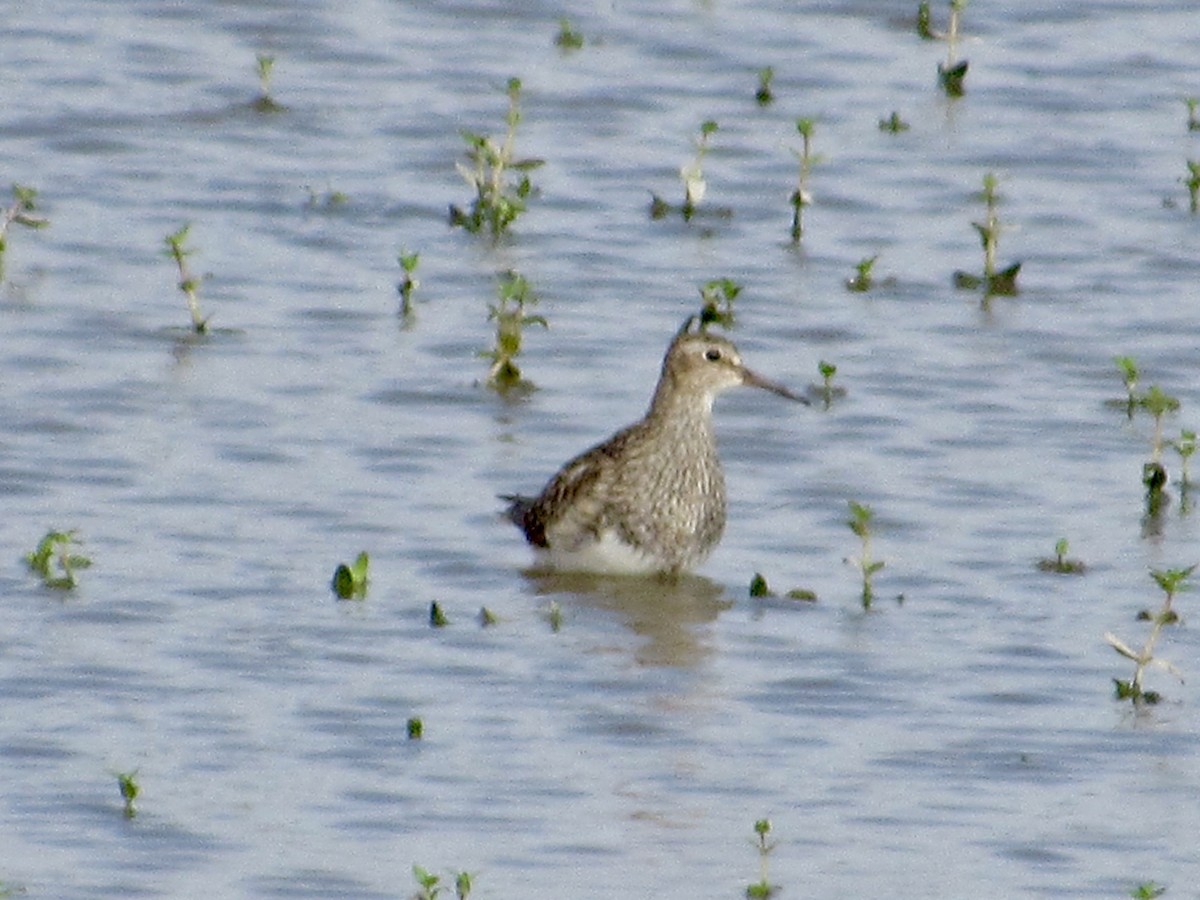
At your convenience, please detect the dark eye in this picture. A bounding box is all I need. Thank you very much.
[705,348,722,362]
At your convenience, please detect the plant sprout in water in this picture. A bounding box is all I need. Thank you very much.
[0,183,48,283]
[1107,565,1195,705]
[331,551,369,599]
[397,248,420,321]
[745,818,777,899]
[251,53,285,113]
[1115,355,1140,417]
[845,255,878,292]
[846,501,885,610]
[450,78,543,239]
[164,224,209,333]
[937,0,969,96]
[1036,537,1085,574]
[698,277,741,328]
[953,172,1020,298]
[878,111,910,133]
[25,529,92,590]
[116,770,140,819]
[483,269,546,392]
[1183,160,1200,214]
[554,18,584,51]
[755,66,775,106]
[1186,97,1200,132]
[789,118,819,242]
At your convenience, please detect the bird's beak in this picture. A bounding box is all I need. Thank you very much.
[741,367,810,405]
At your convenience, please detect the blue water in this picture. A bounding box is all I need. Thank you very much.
[3,1,1200,897]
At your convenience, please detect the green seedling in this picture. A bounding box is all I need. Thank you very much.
[479,606,498,626]
[750,573,772,597]
[816,360,844,408]
[1172,429,1196,490]
[937,0,969,97]
[878,111,910,133]
[789,118,819,242]
[1143,461,1169,519]
[953,172,1020,297]
[397,248,420,320]
[846,501,885,610]
[916,1,938,39]
[25,529,91,590]
[846,255,878,292]
[450,77,543,239]
[251,53,285,113]
[1036,537,1085,574]
[455,872,474,900]
[555,18,584,51]
[164,224,209,333]
[407,717,423,740]
[745,818,777,899]
[331,551,369,600]
[116,770,139,819]
[1131,881,1167,899]
[430,601,449,627]
[0,183,48,283]
[483,269,546,392]
[755,67,775,106]
[303,185,348,211]
[1139,386,1180,463]
[1115,355,1140,417]
[1183,160,1200,214]
[412,865,441,900]
[1187,98,1200,132]
[1107,564,1194,705]
[698,277,741,328]
[651,121,721,221]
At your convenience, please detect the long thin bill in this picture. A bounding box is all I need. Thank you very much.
[741,367,810,405]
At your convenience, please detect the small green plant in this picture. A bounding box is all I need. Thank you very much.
[116,770,139,819]
[1186,97,1200,132]
[878,111,910,133]
[953,172,1020,297]
[1183,160,1200,214]
[1172,428,1196,490]
[816,360,844,408]
[1036,537,1086,574]
[397,248,420,320]
[251,53,285,113]
[412,865,441,900]
[1139,386,1181,462]
[937,0,969,96]
[651,121,722,220]
[698,277,741,328]
[789,118,818,242]
[25,529,92,590]
[331,551,369,600]
[845,255,878,292]
[1115,355,1140,417]
[749,573,772,597]
[755,66,775,106]
[0,183,48,282]
[554,18,584,50]
[483,269,546,392]
[546,600,563,632]
[1107,565,1194,705]
[479,606,498,626]
[846,501,884,610]
[407,717,423,740]
[745,818,776,898]
[430,601,449,627]
[450,77,543,239]
[303,184,349,211]
[1130,881,1168,899]
[916,1,938,39]
[164,224,209,333]
[454,872,474,899]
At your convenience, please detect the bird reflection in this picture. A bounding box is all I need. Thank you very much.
[519,570,731,668]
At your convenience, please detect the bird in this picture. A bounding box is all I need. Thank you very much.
[503,315,807,577]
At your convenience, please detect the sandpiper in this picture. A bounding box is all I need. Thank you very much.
[504,316,807,576]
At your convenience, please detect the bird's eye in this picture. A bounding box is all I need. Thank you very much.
[705,348,722,362]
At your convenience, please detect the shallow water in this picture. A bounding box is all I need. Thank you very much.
[3,1,1200,897]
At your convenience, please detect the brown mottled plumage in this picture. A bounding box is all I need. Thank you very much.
[504,317,806,576]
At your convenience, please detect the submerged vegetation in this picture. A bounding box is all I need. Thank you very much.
[846,501,885,610]
[483,269,545,392]
[953,172,1021,297]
